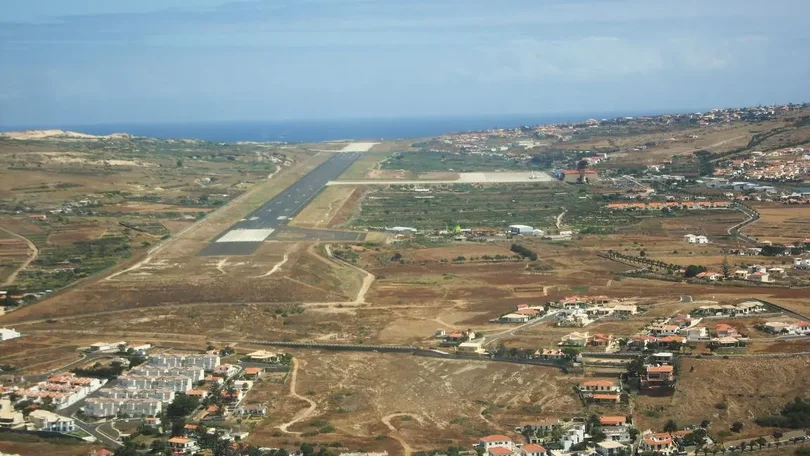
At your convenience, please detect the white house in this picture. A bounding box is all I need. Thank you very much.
[599,416,632,442]
[686,327,708,341]
[499,313,531,324]
[0,328,21,341]
[683,234,697,243]
[641,432,676,455]
[168,437,200,455]
[596,441,626,456]
[478,435,515,451]
[560,332,591,346]
[29,410,76,433]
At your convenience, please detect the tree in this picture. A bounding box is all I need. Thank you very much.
[664,419,678,432]
[167,394,200,418]
[685,264,708,278]
[755,437,767,450]
[722,256,730,278]
[731,421,744,433]
[176,158,184,167]
[701,419,711,428]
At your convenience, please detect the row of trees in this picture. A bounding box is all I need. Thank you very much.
[510,243,538,261]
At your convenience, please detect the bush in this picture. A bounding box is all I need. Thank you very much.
[510,244,537,261]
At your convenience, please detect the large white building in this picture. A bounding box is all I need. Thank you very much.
[97,387,176,404]
[29,410,76,433]
[118,374,192,393]
[85,397,162,418]
[149,353,220,371]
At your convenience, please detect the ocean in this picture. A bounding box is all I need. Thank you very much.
[2,111,666,143]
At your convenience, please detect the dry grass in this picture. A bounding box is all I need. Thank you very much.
[634,356,810,440]
[247,351,581,451]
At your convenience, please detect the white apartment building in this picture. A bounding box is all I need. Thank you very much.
[149,353,220,371]
[119,375,192,393]
[131,365,204,383]
[29,410,75,433]
[97,387,176,404]
[85,397,162,417]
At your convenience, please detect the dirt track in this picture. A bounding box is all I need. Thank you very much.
[0,226,38,286]
[278,358,318,434]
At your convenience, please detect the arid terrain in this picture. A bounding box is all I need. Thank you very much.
[1,106,810,455]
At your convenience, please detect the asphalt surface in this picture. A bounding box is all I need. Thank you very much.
[199,152,362,256]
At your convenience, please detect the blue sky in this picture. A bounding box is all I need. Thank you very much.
[1,0,809,126]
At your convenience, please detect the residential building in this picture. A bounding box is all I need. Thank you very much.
[649,325,680,336]
[533,349,564,360]
[478,435,515,454]
[561,423,587,450]
[610,305,637,316]
[560,332,591,346]
[642,365,675,388]
[457,339,487,355]
[599,416,631,442]
[714,324,739,338]
[213,364,240,378]
[596,441,626,456]
[0,328,20,342]
[168,437,200,455]
[686,327,708,341]
[29,410,75,433]
[149,353,220,371]
[236,404,267,416]
[580,380,621,393]
[520,444,546,456]
[499,313,531,323]
[641,432,676,455]
[245,350,283,363]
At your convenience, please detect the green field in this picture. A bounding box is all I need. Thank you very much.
[347,184,636,231]
[381,151,544,173]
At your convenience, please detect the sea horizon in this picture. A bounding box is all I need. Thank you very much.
[0,110,700,143]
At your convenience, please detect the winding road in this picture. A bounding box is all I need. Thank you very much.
[0,226,38,286]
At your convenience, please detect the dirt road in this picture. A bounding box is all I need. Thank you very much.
[0,226,38,287]
[381,413,424,456]
[278,358,318,434]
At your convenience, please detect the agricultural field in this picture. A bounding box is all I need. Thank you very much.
[379,151,546,174]
[0,135,325,293]
[344,184,636,231]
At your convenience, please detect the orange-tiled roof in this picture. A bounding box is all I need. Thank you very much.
[488,447,514,456]
[244,367,262,375]
[592,393,620,400]
[184,424,199,430]
[583,380,616,387]
[599,416,627,425]
[480,435,512,443]
[168,437,190,444]
[647,365,674,373]
[522,444,545,452]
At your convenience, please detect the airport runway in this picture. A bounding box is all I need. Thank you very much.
[199,152,363,256]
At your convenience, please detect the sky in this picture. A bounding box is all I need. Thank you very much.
[1,0,809,126]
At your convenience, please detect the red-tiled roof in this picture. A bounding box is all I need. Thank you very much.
[480,435,512,443]
[488,447,514,456]
[522,444,545,452]
[599,416,627,425]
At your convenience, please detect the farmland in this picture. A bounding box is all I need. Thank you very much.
[345,184,635,231]
[0,134,318,293]
[380,151,545,174]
